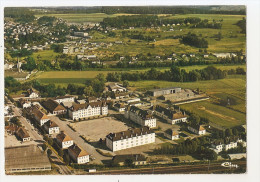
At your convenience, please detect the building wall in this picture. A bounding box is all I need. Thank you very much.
[77,155,89,164]
[49,127,60,134]
[106,133,155,152]
[125,110,156,128]
[55,97,74,104]
[29,93,38,98]
[62,140,74,149]
[69,106,108,120]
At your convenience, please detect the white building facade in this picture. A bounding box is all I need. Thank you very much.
[125,106,156,128]
[68,101,108,120]
[106,126,155,152]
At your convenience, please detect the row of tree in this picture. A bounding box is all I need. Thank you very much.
[106,66,230,83]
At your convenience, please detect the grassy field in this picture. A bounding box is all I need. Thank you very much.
[180,100,246,128]
[31,50,60,61]
[129,74,246,128]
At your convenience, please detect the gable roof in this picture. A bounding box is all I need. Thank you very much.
[127,106,154,120]
[27,88,39,95]
[44,120,58,128]
[32,107,49,120]
[68,144,88,157]
[42,99,66,112]
[16,127,30,139]
[189,124,205,131]
[69,101,107,112]
[56,132,72,142]
[106,126,154,142]
[152,105,187,120]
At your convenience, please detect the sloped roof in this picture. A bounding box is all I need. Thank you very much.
[106,126,154,142]
[44,120,59,128]
[68,144,88,158]
[32,107,49,120]
[127,106,154,120]
[42,99,66,112]
[69,101,107,112]
[56,132,72,142]
[16,127,30,139]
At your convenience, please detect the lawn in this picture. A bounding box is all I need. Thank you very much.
[129,75,246,129]
[31,50,60,61]
[180,100,246,129]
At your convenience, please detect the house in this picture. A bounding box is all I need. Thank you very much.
[126,98,140,104]
[108,83,127,92]
[211,137,246,153]
[43,120,60,135]
[188,124,206,135]
[228,153,246,160]
[74,32,88,37]
[164,129,179,140]
[68,144,89,164]
[87,96,98,103]
[16,127,31,142]
[114,103,125,112]
[114,92,130,99]
[5,124,19,135]
[42,99,67,115]
[125,106,156,128]
[27,88,39,98]
[112,154,146,166]
[54,95,75,104]
[31,106,49,126]
[151,105,187,124]
[68,101,108,120]
[106,126,155,152]
[19,99,31,108]
[56,131,74,149]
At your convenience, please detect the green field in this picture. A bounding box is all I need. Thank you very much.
[128,74,246,128]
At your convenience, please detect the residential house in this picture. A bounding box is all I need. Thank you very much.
[164,129,179,140]
[42,99,67,115]
[19,99,31,108]
[211,137,246,153]
[114,103,125,112]
[188,124,206,135]
[43,120,60,135]
[106,126,155,152]
[112,154,147,166]
[27,88,39,98]
[151,105,187,124]
[54,95,75,104]
[68,144,89,164]
[125,106,156,128]
[16,127,30,142]
[31,106,49,126]
[56,131,74,149]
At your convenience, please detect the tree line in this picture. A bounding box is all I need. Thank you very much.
[106,65,233,83]
[181,32,208,48]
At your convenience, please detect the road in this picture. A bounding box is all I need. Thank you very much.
[50,116,111,164]
[12,105,72,175]
[86,161,246,175]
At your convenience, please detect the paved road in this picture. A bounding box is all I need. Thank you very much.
[12,105,72,175]
[50,116,111,164]
[87,161,246,175]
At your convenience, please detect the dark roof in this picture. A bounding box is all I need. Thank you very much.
[106,126,154,142]
[42,99,66,112]
[112,154,146,163]
[152,105,187,120]
[69,101,107,111]
[114,103,125,108]
[56,132,73,142]
[189,124,205,131]
[68,144,89,157]
[127,106,154,120]
[16,127,30,139]
[31,106,49,120]
[165,129,179,136]
[44,120,59,128]
[114,92,129,97]
[55,95,75,99]
[150,87,181,92]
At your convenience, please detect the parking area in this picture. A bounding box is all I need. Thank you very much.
[71,117,130,142]
[4,133,37,148]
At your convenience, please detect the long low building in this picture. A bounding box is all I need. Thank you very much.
[68,101,108,120]
[106,126,155,152]
[125,106,156,128]
[148,87,181,97]
[5,145,51,173]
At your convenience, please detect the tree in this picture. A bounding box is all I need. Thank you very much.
[47,149,52,157]
[84,86,94,96]
[123,80,129,88]
[189,114,200,125]
[232,128,239,136]
[63,153,70,165]
[225,128,233,137]
[48,138,54,146]
[58,149,64,157]
[42,143,47,151]
[124,159,134,167]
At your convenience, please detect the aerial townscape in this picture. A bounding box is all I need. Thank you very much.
[4,6,246,175]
